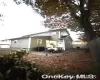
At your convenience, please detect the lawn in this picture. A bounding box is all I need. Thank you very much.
[23,50,96,74]
[0,49,99,80]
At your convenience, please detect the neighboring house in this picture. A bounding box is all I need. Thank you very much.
[72,41,88,49]
[7,29,73,51]
[0,40,11,48]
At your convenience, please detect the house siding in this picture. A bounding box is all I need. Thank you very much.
[10,38,29,49]
[51,30,68,41]
[64,36,73,49]
[50,31,59,41]
[30,36,51,48]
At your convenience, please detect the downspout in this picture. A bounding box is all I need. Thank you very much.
[28,37,31,52]
[59,29,61,39]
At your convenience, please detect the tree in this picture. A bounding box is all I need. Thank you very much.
[13,0,100,70]
[13,0,100,41]
[43,13,80,31]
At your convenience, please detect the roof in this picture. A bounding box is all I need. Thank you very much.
[6,28,71,40]
[22,28,67,37]
[8,36,29,40]
[0,44,10,45]
[60,35,73,41]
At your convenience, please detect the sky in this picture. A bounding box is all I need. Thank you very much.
[0,0,78,41]
[0,0,49,40]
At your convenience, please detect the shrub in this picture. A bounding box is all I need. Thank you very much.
[0,50,43,80]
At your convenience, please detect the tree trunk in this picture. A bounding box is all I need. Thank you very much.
[80,0,100,73]
[80,0,96,41]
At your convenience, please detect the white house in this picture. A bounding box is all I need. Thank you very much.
[8,28,73,51]
[0,40,11,48]
[72,41,88,49]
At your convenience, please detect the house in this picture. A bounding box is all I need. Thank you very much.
[72,41,88,49]
[0,40,11,48]
[8,29,73,51]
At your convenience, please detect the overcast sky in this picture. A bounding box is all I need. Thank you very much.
[0,0,49,40]
[0,0,79,41]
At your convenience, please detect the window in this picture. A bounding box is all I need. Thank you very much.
[14,40,17,43]
[37,39,42,45]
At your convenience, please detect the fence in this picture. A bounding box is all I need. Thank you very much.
[89,37,100,63]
